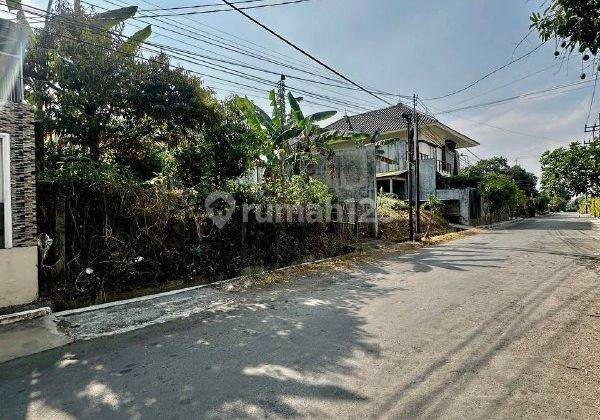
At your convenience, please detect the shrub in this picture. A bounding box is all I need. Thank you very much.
[549,194,568,212]
[37,179,352,308]
[580,197,600,217]
[592,198,600,217]
[536,192,551,213]
[478,174,525,216]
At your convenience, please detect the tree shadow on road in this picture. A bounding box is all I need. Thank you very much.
[0,267,395,419]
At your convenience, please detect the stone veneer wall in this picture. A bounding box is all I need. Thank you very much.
[0,101,37,247]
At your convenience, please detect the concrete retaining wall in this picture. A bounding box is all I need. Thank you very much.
[0,246,38,307]
[418,158,437,200]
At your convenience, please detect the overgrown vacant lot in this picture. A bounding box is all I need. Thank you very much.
[1,214,598,419]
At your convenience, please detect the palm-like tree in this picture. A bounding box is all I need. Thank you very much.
[237,90,371,180]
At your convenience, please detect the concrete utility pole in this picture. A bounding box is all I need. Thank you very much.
[584,113,600,145]
[402,111,414,241]
[413,94,421,236]
[277,74,286,122]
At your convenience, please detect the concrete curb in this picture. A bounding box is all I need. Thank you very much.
[55,228,486,320]
[477,217,527,230]
[55,254,348,318]
[0,307,52,325]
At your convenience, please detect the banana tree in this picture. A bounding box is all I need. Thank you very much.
[238,89,381,181]
[236,93,302,177]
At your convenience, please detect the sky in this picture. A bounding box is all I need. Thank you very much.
[6,0,600,179]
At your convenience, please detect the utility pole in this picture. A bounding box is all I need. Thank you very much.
[413,94,421,236]
[402,111,414,241]
[584,113,599,145]
[277,74,287,122]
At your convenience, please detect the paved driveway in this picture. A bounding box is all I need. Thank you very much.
[1,213,599,419]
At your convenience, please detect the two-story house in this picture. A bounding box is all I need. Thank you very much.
[325,104,482,225]
[1,18,38,308]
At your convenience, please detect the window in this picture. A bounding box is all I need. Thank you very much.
[0,133,11,249]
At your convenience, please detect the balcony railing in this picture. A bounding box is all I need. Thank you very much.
[437,160,453,174]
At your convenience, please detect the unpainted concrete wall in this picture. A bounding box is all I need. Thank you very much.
[314,145,378,236]
[435,188,475,224]
[418,158,437,200]
[0,246,38,307]
[314,145,377,203]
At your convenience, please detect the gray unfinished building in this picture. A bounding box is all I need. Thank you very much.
[325,104,482,225]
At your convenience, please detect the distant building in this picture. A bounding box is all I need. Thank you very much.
[0,18,38,308]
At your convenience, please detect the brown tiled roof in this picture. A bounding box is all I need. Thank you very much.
[325,104,438,134]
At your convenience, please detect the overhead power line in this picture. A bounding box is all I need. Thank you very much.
[88,0,409,101]
[142,0,274,11]
[416,95,564,144]
[436,79,594,115]
[449,62,559,108]
[83,0,403,105]
[219,0,393,106]
[4,6,369,114]
[13,1,381,112]
[136,0,313,17]
[425,42,546,101]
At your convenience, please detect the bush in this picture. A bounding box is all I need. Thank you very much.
[39,157,135,187]
[229,175,336,207]
[377,195,450,241]
[377,193,408,216]
[580,197,600,217]
[593,198,600,217]
[549,194,568,212]
[536,192,551,213]
[37,179,352,308]
[478,174,525,216]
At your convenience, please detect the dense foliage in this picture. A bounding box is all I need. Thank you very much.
[38,181,353,306]
[540,141,600,199]
[441,156,536,217]
[21,1,261,196]
[531,0,600,60]
[478,174,526,216]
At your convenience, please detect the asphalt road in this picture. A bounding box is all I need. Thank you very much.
[1,213,599,419]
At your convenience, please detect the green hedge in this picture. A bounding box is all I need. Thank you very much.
[592,198,600,217]
[579,197,600,217]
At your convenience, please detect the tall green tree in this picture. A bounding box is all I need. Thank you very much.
[23,1,230,173]
[15,0,153,168]
[540,141,600,198]
[166,98,263,194]
[479,174,526,217]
